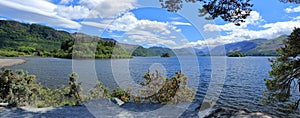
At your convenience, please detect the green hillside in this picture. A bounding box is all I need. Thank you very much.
[0,20,177,58]
[0,20,73,51]
[59,33,132,59]
[0,20,131,58]
[0,20,288,58]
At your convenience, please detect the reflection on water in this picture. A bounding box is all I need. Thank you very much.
[9,56,300,117]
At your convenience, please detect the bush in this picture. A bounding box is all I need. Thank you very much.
[0,50,22,57]
[0,68,87,107]
[0,68,39,107]
[0,68,195,108]
[86,82,110,101]
[111,87,131,102]
[138,70,195,104]
[68,73,81,105]
[36,86,73,107]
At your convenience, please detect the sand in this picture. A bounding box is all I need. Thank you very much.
[0,59,26,67]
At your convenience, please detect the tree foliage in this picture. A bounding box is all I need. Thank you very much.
[132,46,175,57]
[111,87,131,102]
[59,38,132,59]
[138,70,194,104]
[159,0,299,25]
[227,51,245,57]
[0,68,196,108]
[265,28,300,110]
[279,0,300,4]
[161,53,171,57]
[0,20,132,58]
[0,68,39,107]
[86,82,111,100]
[159,0,253,25]
[68,73,82,105]
[0,20,73,53]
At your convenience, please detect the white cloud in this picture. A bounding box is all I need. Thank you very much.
[0,0,81,29]
[294,16,300,20]
[194,10,300,49]
[12,0,57,13]
[79,0,104,9]
[108,12,178,35]
[175,38,225,49]
[128,34,176,45]
[106,12,180,47]
[0,0,138,30]
[124,29,177,46]
[169,17,181,20]
[204,11,263,32]
[54,0,137,20]
[59,0,73,5]
[79,0,137,19]
[170,36,176,39]
[171,21,191,26]
[55,5,90,19]
[285,6,300,13]
[81,21,108,29]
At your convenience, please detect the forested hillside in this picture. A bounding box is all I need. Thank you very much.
[0,20,288,57]
[0,20,131,58]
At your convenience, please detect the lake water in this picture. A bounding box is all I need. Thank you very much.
[8,56,300,117]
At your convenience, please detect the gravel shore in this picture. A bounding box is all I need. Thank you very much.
[0,59,26,67]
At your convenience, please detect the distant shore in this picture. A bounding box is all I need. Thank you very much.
[0,59,26,67]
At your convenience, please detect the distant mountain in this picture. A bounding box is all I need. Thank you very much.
[173,47,205,56]
[208,35,287,56]
[0,20,288,57]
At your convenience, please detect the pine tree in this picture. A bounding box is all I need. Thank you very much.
[265,28,300,109]
[68,73,81,105]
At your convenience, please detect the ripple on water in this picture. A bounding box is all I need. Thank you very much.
[7,57,300,117]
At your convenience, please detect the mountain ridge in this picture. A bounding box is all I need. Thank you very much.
[0,20,288,57]
[207,36,287,56]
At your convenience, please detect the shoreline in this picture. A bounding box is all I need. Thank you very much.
[0,99,275,117]
[0,59,26,68]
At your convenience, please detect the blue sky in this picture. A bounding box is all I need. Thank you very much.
[0,0,299,49]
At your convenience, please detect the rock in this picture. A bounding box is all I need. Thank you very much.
[20,106,55,113]
[0,103,8,107]
[111,98,124,106]
[203,107,275,118]
[196,98,215,111]
[235,112,273,118]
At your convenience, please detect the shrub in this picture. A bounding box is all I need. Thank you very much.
[0,68,194,108]
[111,87,131,102]
[0,68,40,107]
[86,82,111,101]
[139,70,195,104]
[0,68,87,107]
[36,86,73,107]
[68,73,82,105]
